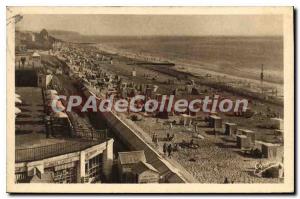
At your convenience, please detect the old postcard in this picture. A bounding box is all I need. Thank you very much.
[6,7,294,193]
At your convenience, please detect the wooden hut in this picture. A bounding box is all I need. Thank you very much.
[208,115,222,129]
[270,118,284,130]
[238,129,255,145]
[236,135,252,149]
[131,161,159,183]
[261,143,280,159]
[224,122,237,136]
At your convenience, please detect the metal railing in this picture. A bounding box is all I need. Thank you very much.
[15,139,105,163]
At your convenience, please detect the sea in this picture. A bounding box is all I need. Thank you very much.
[54,34,284,85]
[95,36,283,84]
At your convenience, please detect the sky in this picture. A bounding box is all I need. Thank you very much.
[16,14,283,36]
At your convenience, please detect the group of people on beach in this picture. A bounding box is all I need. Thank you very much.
[152,132,178,158]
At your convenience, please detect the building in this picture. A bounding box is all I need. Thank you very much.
[261,142,280,159]
[275,129,284,136]
[131,161,159,183]
[31,33,36,42]
[186,85,193,94]
[15,139,114,183]
[37,73,53,88]
[224,122,237,136]
[181,114,193,127]
[208,115,222,129]
[236,135,252,149]
[15,51,42,69]
[270,118,284,130]
[237,129,255,145]
[132,69,136,77]
[52,41,62,51]
[15,52,31,69]
[40,29,49,40]
[32,52,42,68]
[15,64,114,184]
[118,150,159,183]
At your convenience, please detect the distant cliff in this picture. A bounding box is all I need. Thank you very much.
[47,30,109,44]
[47,30,84,43]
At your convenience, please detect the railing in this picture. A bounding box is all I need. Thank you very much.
[18,76,109,163]
[73,126,108,140]
[15,139,105,163]
[66,111,108,140]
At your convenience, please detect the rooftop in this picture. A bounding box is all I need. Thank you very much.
[209,115,222,119]
[15,87,108,163]
[32,52,41,57]
[225,122,237,126]
[132,161,159,174]
[238,129,254,133]
[118,150,146,165]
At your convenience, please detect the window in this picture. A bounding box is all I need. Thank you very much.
[85,154,103,182]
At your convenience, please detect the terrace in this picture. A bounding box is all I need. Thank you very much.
[15,87,108,163]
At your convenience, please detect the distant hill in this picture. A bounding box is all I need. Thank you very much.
[47,30,89,43]
[47,30,113,44]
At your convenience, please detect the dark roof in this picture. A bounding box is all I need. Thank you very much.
[132,161,159,174]
[118,151,146,165]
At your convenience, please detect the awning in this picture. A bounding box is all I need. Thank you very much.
[46,94,59,100]
[51,111,68,118]
[15,96,22,104]
[32,52,40,57]
[46,90,58,95]
[47,100,65,110]
[15,107,21,114]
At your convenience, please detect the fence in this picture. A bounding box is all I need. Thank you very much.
[15,139,105,163]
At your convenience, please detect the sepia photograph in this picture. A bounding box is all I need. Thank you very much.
[6,6,294,193]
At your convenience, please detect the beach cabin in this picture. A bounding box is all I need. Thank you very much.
[238,129,255,145]
[224,122,237,136]
[132,69,136,77]
[261,143,280,159]
[37,73,53,89]
[270,118,284,130]
[131,161,159,183]
[32,52,41,68]
[275,129,284,136]
[15,52,31,69]
[208,115,222,129]
[236,135,252,149]
[186,85,193,94]
[118,151,147,183]
[181,114,193,127]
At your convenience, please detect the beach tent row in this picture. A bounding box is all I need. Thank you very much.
[15,93,22,116]
[45,89,68,118]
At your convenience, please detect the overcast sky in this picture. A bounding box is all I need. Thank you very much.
[16,14,283,36]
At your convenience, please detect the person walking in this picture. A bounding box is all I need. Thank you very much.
[224,177,229,184]
[154,134,159,147]
[163,143,167,156]
[169,122,173,130]
[167,144,172,158]
[194,123,198,133]
[152,133,156,142]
